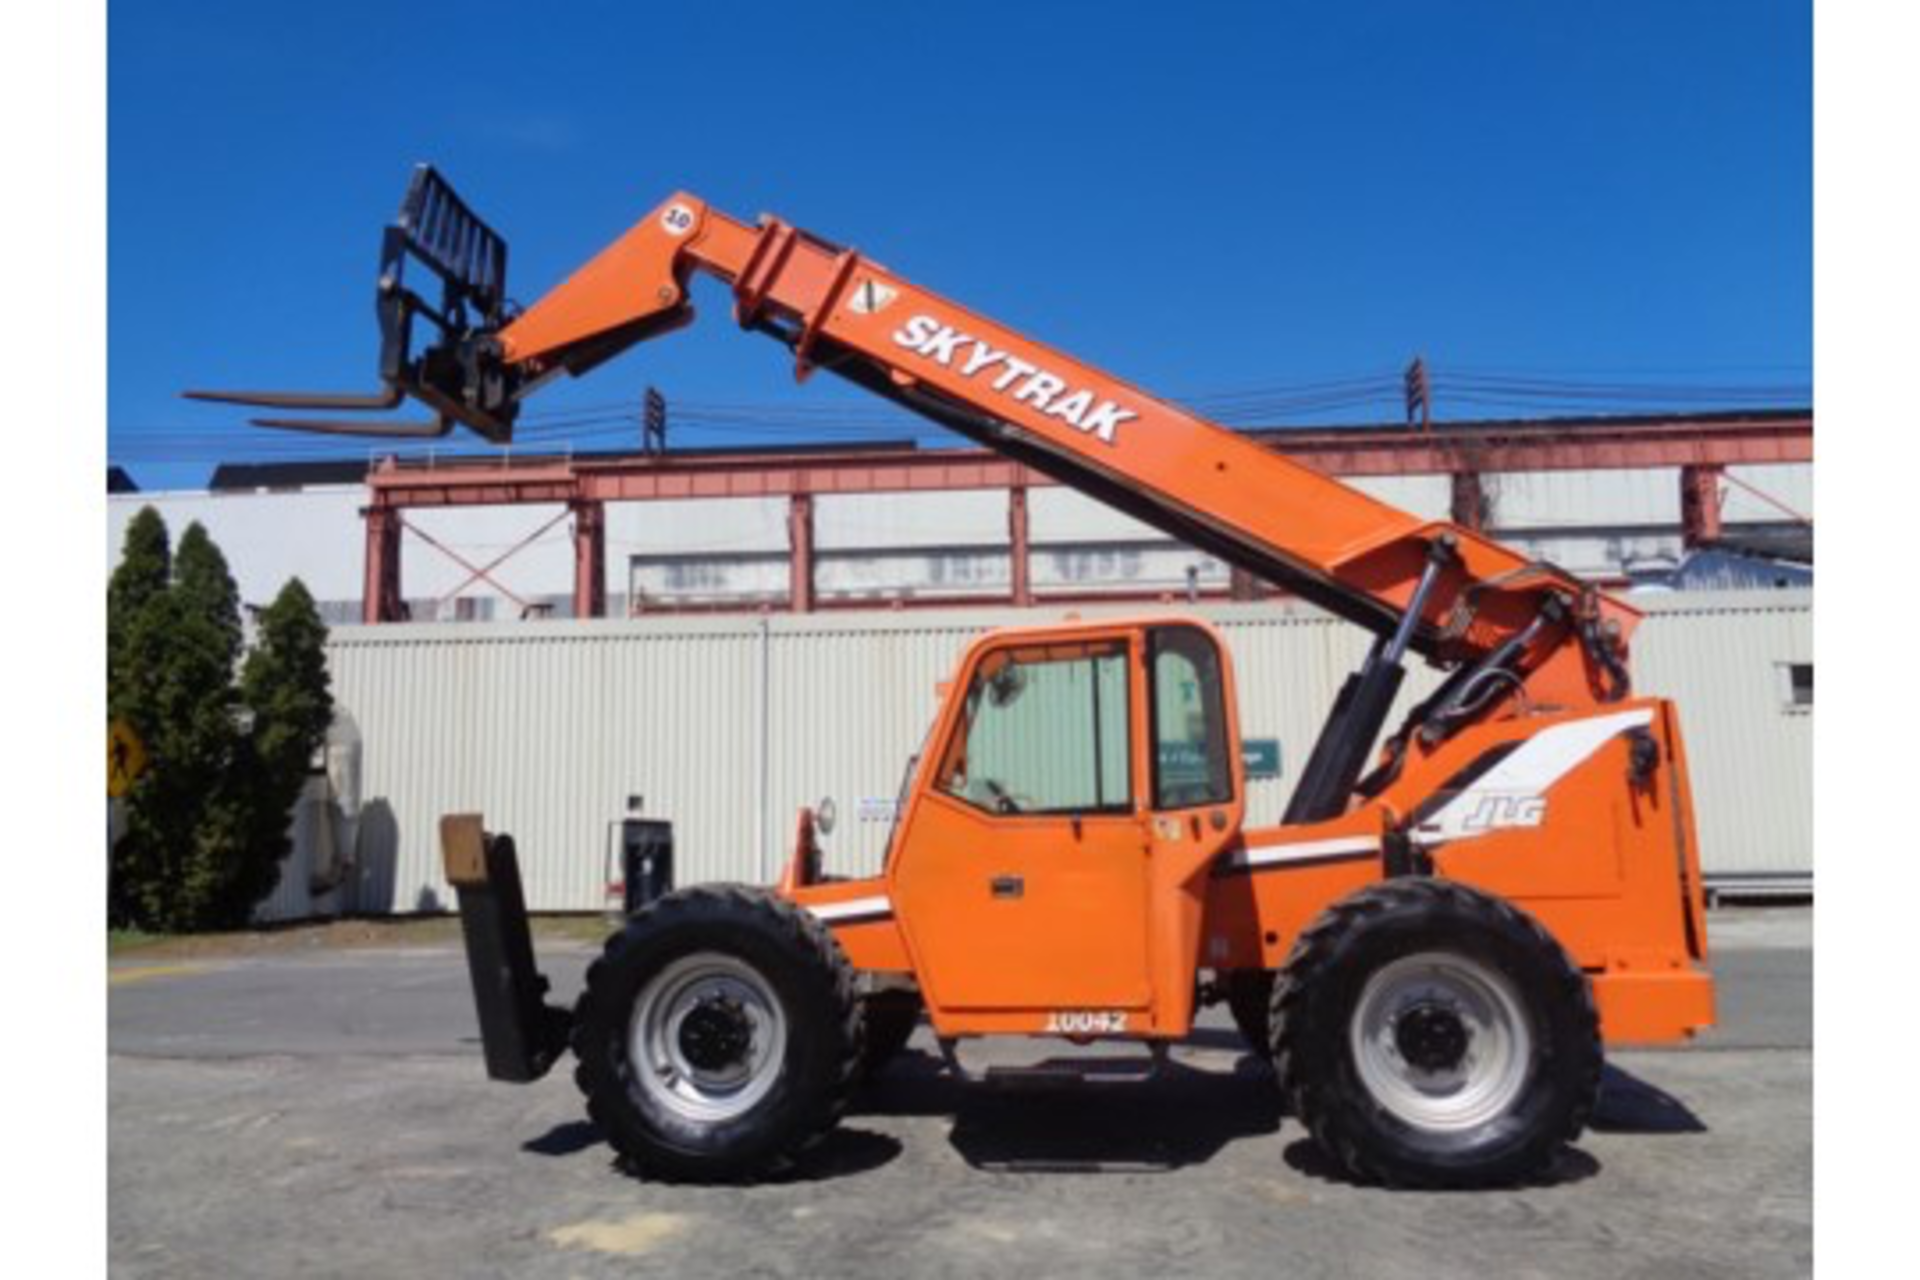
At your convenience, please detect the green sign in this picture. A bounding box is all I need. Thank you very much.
[1241,738,1282,781]
[1156,739,1282,784]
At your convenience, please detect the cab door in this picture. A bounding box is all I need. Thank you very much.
[892,633,1152,1013]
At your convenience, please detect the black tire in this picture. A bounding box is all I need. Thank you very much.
[1271,879,1601,1189]
[859,988,924,1077]
[571,885,862,1182]
[1224,970,1275,1055]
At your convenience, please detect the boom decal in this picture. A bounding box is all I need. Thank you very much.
[890,314,1140,444]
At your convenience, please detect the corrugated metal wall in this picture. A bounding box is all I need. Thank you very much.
[1627,592,1813,884]
[321,619,766,913]
[279,589,1811,919]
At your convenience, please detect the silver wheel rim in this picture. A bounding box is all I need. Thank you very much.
[1350,951,1533,1133]
[628,953,787,1124]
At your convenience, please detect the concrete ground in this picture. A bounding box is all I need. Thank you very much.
[109,906,1811,1279]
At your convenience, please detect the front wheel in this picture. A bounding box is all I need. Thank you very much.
[571,885,861,1181]
[1272,879,1601,1188]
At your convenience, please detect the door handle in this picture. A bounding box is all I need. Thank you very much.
[990,875,1024,899]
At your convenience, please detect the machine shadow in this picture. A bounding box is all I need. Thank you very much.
[855,1044,1282,1174]
[521,1120,603,1157]
[523,1119,904,1182]
[517,1044,1696,1184]
[1590,1062,1709,1134]
[1281,1138,1602,1190]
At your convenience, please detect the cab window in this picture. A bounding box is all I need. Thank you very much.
[1150,626,1233,809]
[935,640,1131,816]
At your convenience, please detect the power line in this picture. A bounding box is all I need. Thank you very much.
[109,363,1813,467]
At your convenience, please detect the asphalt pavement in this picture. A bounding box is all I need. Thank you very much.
[108,906,1811,1279]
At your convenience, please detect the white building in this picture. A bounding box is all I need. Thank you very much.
[107,452,1812,622]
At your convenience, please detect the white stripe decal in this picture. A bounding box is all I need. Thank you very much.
[806,895,893,924]
[1233,835,1380,870]
[1414,708,1655,846]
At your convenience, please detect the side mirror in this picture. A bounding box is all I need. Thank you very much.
[986,664,1027,708]
[814,797,838,837]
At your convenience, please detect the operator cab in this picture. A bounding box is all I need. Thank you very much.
[889,618,1245,1032]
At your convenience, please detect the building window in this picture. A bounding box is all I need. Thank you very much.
[628,552,790,609]
[1780,661,1812,711]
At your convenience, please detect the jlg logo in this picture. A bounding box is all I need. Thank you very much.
[890,314,1139,445]
[1459,794,1547,832]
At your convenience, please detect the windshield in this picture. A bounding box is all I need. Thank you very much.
[934,640,1132,816]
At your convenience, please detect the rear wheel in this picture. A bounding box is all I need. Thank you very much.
[571,885,861,1181]
[1272,879,1601,1188]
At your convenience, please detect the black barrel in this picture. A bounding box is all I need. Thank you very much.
[621,818,675,915]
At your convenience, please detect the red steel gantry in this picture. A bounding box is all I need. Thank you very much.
[358,410,1811,623]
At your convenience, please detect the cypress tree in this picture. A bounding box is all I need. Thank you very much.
[158,523,250,925]
[231,579,335,916]
[108,507,171,721]
[115,586,243,929]
[174,522,244,669]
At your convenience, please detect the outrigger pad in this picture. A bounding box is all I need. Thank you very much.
[442,815,570,1083]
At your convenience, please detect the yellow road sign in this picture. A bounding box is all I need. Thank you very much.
[108,719,148,798]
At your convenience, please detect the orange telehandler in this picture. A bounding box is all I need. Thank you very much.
[194,167,1714,1187]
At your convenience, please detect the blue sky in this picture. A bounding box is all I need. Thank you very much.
[109,1,1810,489]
